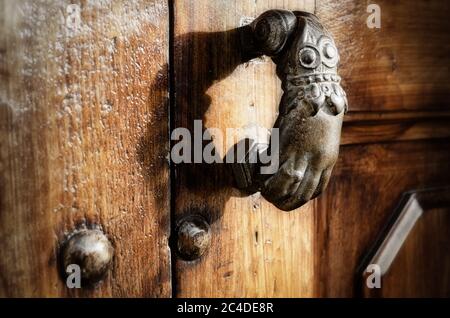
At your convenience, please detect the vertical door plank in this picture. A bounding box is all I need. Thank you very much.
[0,0,170,297]
[173,0,316,297]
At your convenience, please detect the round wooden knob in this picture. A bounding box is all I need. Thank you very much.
[61,229,114,286]
[176,215,211,261]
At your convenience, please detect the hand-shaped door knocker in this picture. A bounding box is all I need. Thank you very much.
[232,10,347,211]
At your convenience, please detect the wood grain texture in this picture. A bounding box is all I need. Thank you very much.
[172,0,450,298]
[1,0,449,298]
[315,140,450,297]
[0,0,170,297]
[361,188,450,297]
[373,208,450,297]
[172,0,317,297]
[341,111,450,145]
[316,0,450,112]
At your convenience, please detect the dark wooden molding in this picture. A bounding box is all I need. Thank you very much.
[359,187,450,286]
[342,111,450,146]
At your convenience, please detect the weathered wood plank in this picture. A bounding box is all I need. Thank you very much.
[0,0,170,297]
[172,0,316,297]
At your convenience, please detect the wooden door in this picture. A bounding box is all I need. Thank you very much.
[0,0,171,297]
[172,0,450,297]
[1,0,450,298]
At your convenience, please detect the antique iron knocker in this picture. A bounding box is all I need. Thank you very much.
[233,10,347,211]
